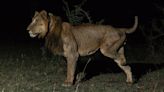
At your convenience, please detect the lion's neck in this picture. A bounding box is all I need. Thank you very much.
[45,15,64,55]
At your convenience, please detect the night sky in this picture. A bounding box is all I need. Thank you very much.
[0,0,163,43]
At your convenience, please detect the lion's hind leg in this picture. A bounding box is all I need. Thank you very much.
[100,32,126,60]
[100,35,133,84]
[114,47,133,84]
[101,45,133,84]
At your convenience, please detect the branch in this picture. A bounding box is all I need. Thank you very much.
[79,8,92,23]
[151,19,162,34]
[154,3,164,15]
[151,19,164,40]
[77,0,87,8]
[140,25,148,38]
[62,0,72,23]
[152,33,164,40]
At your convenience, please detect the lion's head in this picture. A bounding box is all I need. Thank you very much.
[27,10,64,55]
[27,10,49,38]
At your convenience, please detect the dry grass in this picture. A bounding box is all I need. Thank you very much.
[0,43,164,92]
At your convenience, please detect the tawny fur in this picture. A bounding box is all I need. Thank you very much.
[27,10,138,87]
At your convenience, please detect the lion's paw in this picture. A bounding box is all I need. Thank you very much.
[62,82,73,87]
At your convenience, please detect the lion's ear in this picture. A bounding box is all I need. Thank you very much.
[34,11,39,17]
[40,10,47,19]
[48,13,53,16]
[40,10,47,16]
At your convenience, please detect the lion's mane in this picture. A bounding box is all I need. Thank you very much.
[45,14,64,55]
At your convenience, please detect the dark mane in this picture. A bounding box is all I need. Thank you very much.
[45,15,63,55]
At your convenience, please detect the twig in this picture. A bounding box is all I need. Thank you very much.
[152,33,164,40]
[153,82,159,92]
[75,58,91,92]
[82,58,91,73]
[79,8,92,23]
[77,0,87,8]
[1,88,5,92]
[63,0,92,24]
[62,0,72,23]
[53,83,56,92]
[75,83,80,92]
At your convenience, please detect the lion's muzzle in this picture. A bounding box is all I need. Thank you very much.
[29,31,37,38]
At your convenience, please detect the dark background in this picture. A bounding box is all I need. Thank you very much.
[0,0,163,43]
[0,0,164,85]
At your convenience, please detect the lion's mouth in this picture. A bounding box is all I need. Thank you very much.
[29,31,38,38]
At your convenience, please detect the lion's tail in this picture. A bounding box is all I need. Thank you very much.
[124,16,138,34]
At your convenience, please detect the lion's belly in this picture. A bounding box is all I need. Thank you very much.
[77,40,100,56]
[72,27,105,56]
[78,47,99,56]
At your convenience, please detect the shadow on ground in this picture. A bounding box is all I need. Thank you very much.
[130,63,164,82]
[77,52,164,83]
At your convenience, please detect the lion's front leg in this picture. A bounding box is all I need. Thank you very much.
[61,26,79,87]
[62,55,78,87]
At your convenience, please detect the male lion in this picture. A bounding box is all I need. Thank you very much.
[27,10,138,87]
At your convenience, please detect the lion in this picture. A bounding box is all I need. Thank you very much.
[27,10,138,87]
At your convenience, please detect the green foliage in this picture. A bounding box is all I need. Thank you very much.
[139,9,164,56]
[62,0,105,25]
[0,42,163,92]
[62,0,92,25]
[140,18,164,56]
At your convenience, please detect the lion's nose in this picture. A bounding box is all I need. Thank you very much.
[27,24,32,30]
[27,26,30,30]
